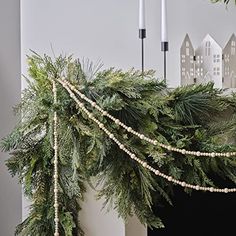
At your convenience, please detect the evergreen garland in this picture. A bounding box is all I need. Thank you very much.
[1,52,236,235]
[212,0,236,4]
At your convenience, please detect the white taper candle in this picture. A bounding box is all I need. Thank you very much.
[139,0,146,29]
[161,0,168,42]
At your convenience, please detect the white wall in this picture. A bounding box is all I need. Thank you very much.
[0,0,21,235]
[21,0,236,88]
[80,187,125,236]
[126,216,147,236]
[20,0,236,235]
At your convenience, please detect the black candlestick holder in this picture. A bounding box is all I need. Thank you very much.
[161,41,169,81]
[139,29,146,74]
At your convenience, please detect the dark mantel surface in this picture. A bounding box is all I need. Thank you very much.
[148,179,236,236]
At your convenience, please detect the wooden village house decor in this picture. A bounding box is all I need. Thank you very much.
[180,34,236,88]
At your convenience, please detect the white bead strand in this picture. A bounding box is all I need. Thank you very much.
[53,81,60,236]
[59,81,236,194]
[59,79,236,158]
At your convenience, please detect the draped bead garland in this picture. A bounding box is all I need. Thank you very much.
[57,79,236,194]
[53,81,59,236]
[59,79,236,158]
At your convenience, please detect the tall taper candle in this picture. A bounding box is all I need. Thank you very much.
[139,0,146,73]
[161,0,168,81]
[161,0,168,43]
[139,0,146,30]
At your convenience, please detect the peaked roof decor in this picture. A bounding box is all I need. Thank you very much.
[180,33,236,89]
[181,34,193,49]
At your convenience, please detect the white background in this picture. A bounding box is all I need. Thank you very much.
[21,0,236,88]
[1,0,236,235]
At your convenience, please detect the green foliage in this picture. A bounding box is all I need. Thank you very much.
[211,0,236,5]
[1,52,236,235]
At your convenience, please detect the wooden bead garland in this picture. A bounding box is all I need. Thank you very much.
[53,81,60,236]
[60,79,236,158]
[58,79,236,194]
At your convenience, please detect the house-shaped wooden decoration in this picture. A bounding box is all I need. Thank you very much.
[223,34,236,88]
[195,34,222,88]
[180,34,236,89]
[180,34,195,85]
